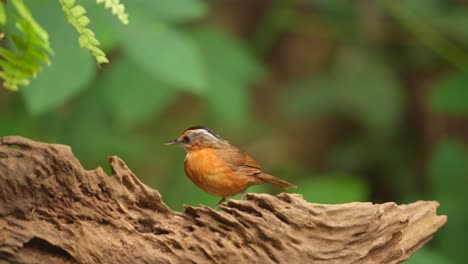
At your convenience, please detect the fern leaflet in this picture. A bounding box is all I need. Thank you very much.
[0,0,52,91]
[59,0,108,64]
[96,0,128,25]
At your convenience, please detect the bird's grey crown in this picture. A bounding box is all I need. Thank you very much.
[185,126,223,140]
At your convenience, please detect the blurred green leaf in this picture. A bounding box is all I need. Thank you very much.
[0,4,6,25]
[193,28,264,84]
[429,138,468,264]
[404,0,445,17]
[61,85,153,169]
[120,15,207,93]
[205,82,250,127]
[282,49,403,137]
[280,76,337,116]
[379,0,468,72]
[282,50,406,192]
[435,10,468,45]
[314,0,354,12]
[20,1,94,114]
[251,0,295,56]
[101,57,176,127]
[0,111,38,138]
[126,0,207,23]
[430,72,468,115]
[61,86,115,164]
[297,175,368,204]
[192,27,265,127]
[405,248,452,264]
[430,139,467,195]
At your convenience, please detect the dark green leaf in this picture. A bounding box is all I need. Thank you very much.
[429,138,468,264]
[205,82,250,127]
[282,49,403,137]
[101,57,176,127]
[20,2,94,114]
[126,0,207,23]
[435,10,468,45]
[192,27,265,127]
[120,15,207,93]
[404,0,445,17]
[298,175,368,204]
[405,248,451,264]
[430,72,468,115]
[0,4,6,25]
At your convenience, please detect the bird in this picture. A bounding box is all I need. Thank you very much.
[165,126,296,206]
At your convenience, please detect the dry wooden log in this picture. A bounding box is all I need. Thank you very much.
[0,136,447,264]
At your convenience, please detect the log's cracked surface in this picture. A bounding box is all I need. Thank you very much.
[0,136,447,264]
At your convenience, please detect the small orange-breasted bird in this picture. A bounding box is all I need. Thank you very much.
[166,126,296,205]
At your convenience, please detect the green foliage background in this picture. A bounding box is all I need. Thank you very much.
[1,1,467,263]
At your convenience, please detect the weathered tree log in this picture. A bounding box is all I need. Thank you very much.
[0,136,447,264]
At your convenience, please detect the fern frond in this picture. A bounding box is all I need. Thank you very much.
[59,0,109,64]
[0,0,52,91]
[11,0,50,43]
[96,0,128,25]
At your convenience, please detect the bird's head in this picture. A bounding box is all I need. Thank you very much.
[165,126,229,151]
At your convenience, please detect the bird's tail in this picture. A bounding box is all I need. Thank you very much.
[258,173,297,189]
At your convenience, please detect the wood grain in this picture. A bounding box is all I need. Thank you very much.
[0,136,447,264]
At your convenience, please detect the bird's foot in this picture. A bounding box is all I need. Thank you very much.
[240,191,246,201]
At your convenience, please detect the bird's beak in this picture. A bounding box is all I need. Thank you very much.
[164,139,179,145]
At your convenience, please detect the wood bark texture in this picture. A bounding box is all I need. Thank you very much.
[0,136,447,264]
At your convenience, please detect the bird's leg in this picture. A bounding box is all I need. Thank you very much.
[240,191,247,201]
[216,197,226,207]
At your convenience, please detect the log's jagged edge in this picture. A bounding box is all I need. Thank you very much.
[0,136,447,264]
[398,201,446,261]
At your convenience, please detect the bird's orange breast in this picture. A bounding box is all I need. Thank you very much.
[184,148,252,198]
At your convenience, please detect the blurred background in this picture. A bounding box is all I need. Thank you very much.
[1,0,467,263]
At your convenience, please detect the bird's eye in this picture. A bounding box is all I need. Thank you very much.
[182,135,190,143]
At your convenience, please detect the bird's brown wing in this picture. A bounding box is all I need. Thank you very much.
[215,146,297,189]
[214,146,262,177]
